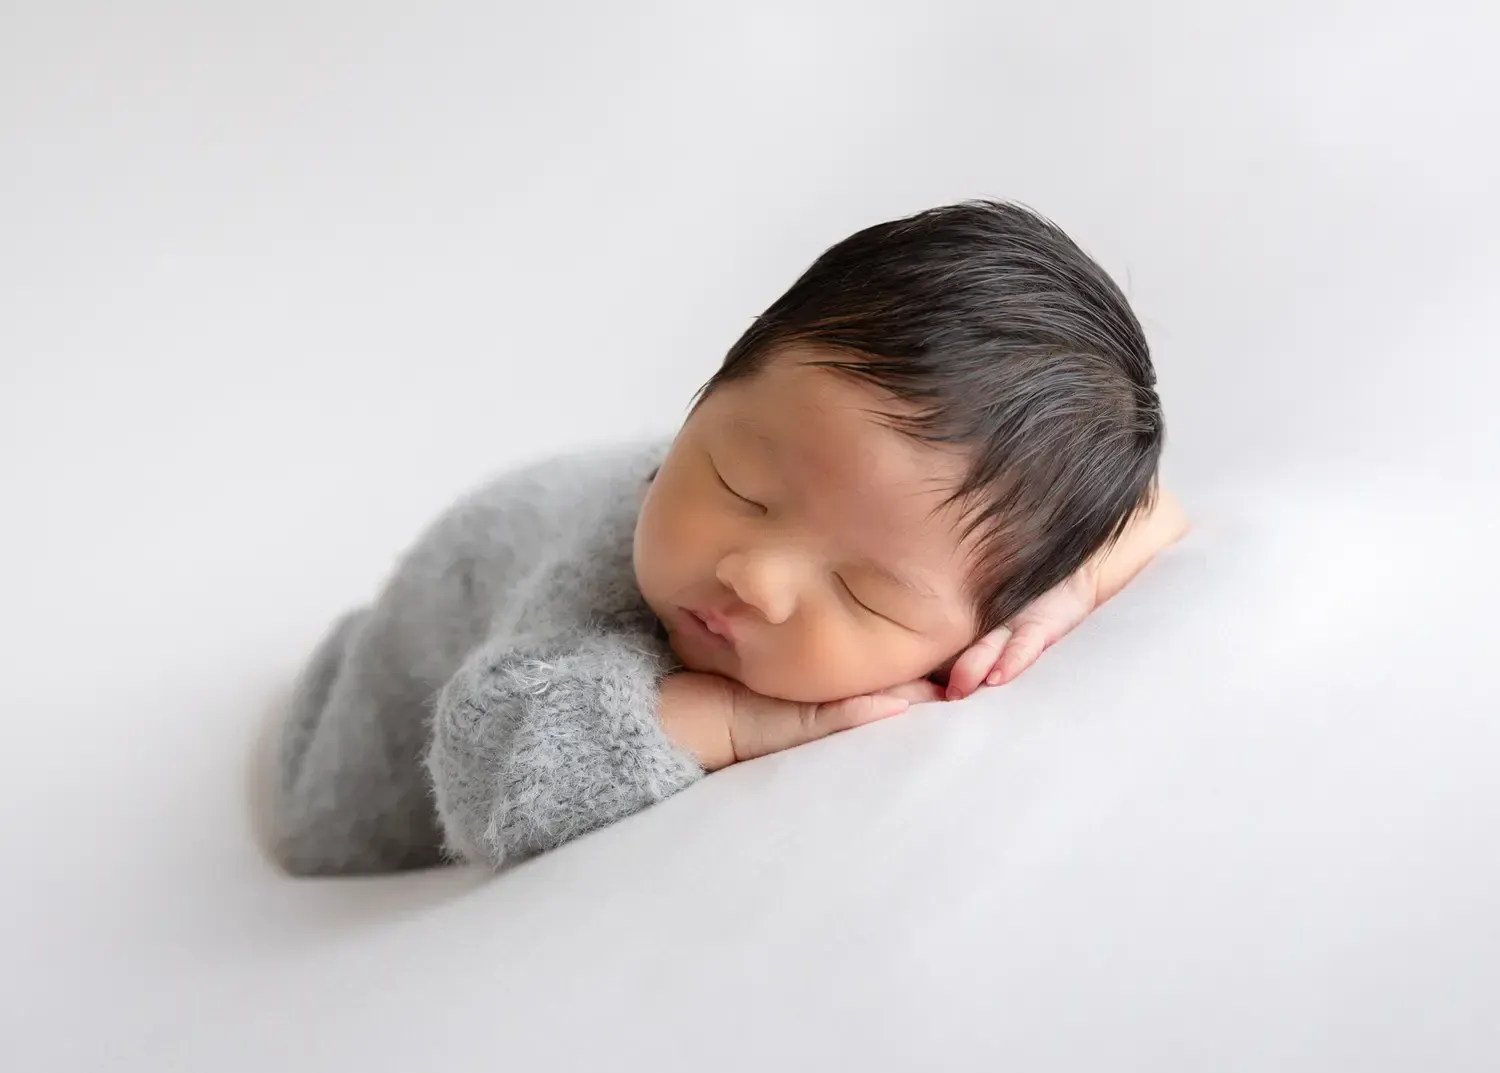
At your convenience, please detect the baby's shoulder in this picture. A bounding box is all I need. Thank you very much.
[354,442,669,691]
[454,440,667,544]
[381,440,666,634]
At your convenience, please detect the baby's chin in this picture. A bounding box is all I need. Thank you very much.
[691,655,883,705]
[668,640,808,701]
[665,627,919,703]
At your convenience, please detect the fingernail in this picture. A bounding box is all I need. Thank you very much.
[986,671,1004,686]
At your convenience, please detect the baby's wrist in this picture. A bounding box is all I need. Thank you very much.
[657,672,738,772]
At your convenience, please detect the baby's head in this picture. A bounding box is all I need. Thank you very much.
[634,201,1162,702]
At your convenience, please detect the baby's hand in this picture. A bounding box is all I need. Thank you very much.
[659,673,943,770]
[723,677,944,766]
[944,564,1100,701]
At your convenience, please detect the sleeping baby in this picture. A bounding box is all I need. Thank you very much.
[269,200,1188,875]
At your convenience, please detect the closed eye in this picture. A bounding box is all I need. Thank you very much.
[836,574,893,622]
[711,460,766,511]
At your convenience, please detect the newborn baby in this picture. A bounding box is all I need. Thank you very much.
[270,200,1187,875]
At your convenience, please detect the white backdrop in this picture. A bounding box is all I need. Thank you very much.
[3,2,1498,1070]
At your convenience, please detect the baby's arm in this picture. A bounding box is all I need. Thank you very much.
[425,625,704,869]
[429,630,948,867]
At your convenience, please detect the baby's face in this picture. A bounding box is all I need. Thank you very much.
[634,348,980,703]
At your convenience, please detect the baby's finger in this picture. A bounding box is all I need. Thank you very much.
[945,628,1010,701]
[813,694,910,736]
[881,678,946,705]
[988,624,1047,685]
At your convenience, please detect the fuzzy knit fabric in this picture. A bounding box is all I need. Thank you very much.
[269,442,704,875]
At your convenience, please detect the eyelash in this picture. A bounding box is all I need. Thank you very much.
[711,460,765,510]
[836,574,882,618]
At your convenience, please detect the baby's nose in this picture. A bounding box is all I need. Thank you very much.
[715,551,799,626]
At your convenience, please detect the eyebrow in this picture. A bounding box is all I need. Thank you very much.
[731,415,778,457]
[865,560,942,601]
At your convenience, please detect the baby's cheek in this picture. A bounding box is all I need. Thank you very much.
[647,494,725,574]
[637,497,694,575]
[812,633,953,698]
[757,622,877,703]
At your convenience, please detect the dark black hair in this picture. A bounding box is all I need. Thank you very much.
[699,199,1164,634]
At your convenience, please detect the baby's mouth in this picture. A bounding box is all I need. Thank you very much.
[681,606,737,650]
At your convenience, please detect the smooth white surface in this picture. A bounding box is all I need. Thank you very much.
[3,2,1498,1070]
